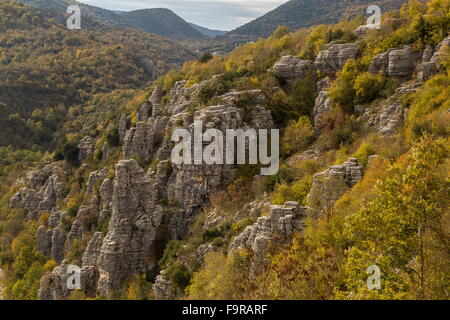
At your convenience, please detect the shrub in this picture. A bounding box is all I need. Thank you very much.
[106,125,120,147]
[354,72,390,104]
[198,52,214,63]
[281,116,314,158]
[272,176,312,205]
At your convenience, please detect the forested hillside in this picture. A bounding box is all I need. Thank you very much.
[0,0,448,301]
[0,1,195,149]
[12,0,206,40]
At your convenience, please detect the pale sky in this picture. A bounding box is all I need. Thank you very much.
[78,0,288,31]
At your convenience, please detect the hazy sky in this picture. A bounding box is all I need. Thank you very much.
[78,0,288,30]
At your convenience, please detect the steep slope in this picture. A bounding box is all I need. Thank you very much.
[189,23,228,38]
[229,0,407,38]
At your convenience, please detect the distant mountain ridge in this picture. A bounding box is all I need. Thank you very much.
[189,23,227,38]
[11,0,207,40]
[229,0,407,38]
[117,8,205,40]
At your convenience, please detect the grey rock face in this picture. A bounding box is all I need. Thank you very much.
[26,165,53,189]
[38,262,99,300]
[196,243,216,262]
[359,82,420,135]
[48,210,61,228]
[315,43,359,75]
[152,271,175,300]
[369,45,422,80]
[273,56,316,85]
[99,178,113,224]
[37,226,52,256]
[313,78,333,130]
[38,174,62,213]
[65,202,98,254]
[204,209,224,230]
[307,158,363,216]
[96,160,164,296]
[82,232,104,267]
[10,188,41,215]
[136,103,150,122]
[418,36,450,82]
[51,227,65,264]
[354,25,373,36]
[33,74,277,298]
[229,202,307,258]
[86,168,109,194]
[118,115,128,145]
[123,123,152,162]
[11,169,63,220]
[233,198,271,222]
[149,85,162,116]
[78,136,94,163]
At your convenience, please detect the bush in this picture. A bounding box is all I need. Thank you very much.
[198,52,214,63]
[106,125,120,147]
[165,262,192,291]
[272,176,312,205]
[281,116,314,158]
[354,72,390,104]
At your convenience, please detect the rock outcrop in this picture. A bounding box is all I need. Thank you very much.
[273,56,316,85]
[307,158,363,216]
[118,115,128,145]
[230,202,307,259]
[38,262,99,300]
[95,160,164,295]
[418,36,450,82]
[315,43,359,75]
[369,45,422,80]
[10,165,63,220]
[78,136,94,163]
[313,78,333,130]
[359,82,421,135]
[152,271,175,300]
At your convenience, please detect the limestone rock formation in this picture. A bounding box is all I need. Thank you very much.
[418,36,450,82]
[313,78,333,130]
[38,262,99,300]
[152,271,175,300]
[149,85,162,116]
[118,115,128,145]
[10,167,63,220]
[136,103,150,122]
[369,45,422,80]
[229,202,307,258]
[359,82,421,135]
[82,232,104,267]
[51,227,65,264]
[123,121,155,162]
[233,198,271,222]
[307,158,363,216]
[86,168,109,194]
[96,160,164,296]
[78,136,94,163]
[273,56,316,85]
[315,43,359,75]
